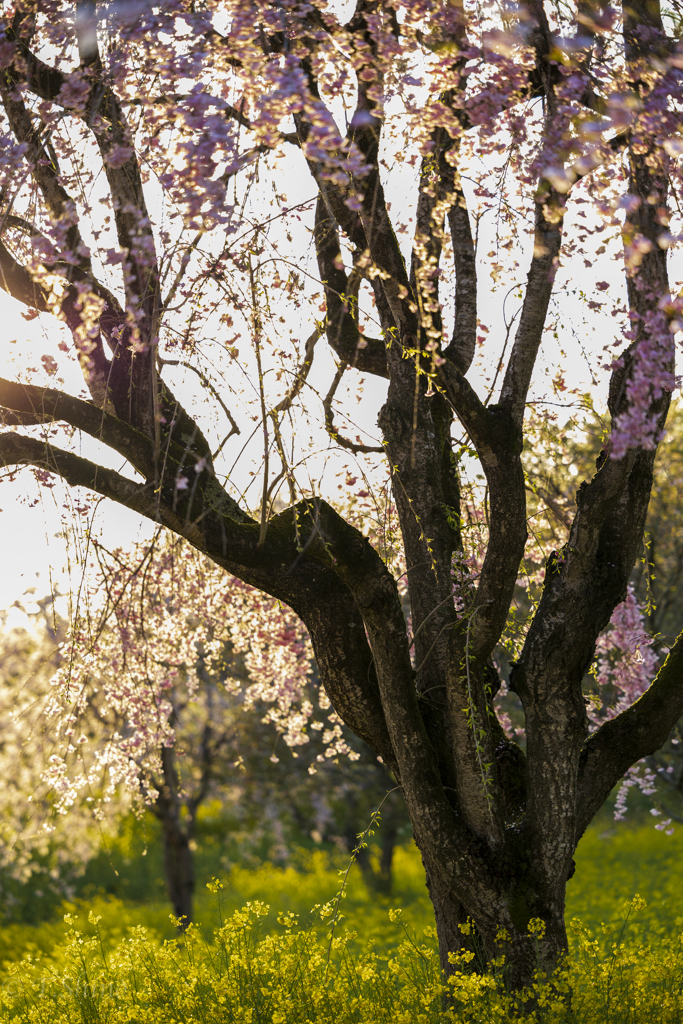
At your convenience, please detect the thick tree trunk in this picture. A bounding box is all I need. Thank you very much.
[421,841,569,991]
[2,0,680,1003]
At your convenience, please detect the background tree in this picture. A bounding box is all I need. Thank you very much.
[2,0,683,989]
[42,532,408,918]
[44,535,319,924]
[0,607,105,920]
[237,711,408,895]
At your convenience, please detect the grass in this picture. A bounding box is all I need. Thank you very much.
[567,820,683,944]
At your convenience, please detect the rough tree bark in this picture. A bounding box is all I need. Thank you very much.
[0,0,682,991]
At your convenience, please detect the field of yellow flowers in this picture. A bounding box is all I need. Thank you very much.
[1,822,683,1022]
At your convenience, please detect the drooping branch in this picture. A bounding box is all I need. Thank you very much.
[314,196,388,376]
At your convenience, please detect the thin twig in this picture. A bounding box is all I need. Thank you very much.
[157,356,240,455]
[323,362,383,454]
[272,327,321,414]
[324,787,401,983]
[161,231,204,312]
[248,254,270,546]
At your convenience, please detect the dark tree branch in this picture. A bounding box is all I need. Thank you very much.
[511,0,674,896]
[87,93,158,438]
[353,162,415,342]
[444,163,477,374]
[409,120,477,375]
[0,20,159,433]
[223,102,300,147]
[624,0,670,61]
[323,361,383,453]
[0,82,77,233]
[6,12,66,102]
[410,146,447,346]
[0,231,117,411]
[576,632,683,838]
[313,195,388,377]
[0,427,396,765]
[498,183,566,427]
[11,11,159,436]
[0,432,156,517]
[438,361,527,664]
[0,377,155,479]
[295,6,414,343]
[75,1,100,69]
[272,327,321,413]
[0,238,50,312]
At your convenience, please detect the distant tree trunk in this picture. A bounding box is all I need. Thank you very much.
[150,746,196,927]
[354,821,397,896]
[160,810,195,927]
[345,813,398,895]
[378,822,398,892]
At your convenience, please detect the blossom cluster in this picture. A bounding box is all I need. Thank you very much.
[43,537,349,814]
[591,585,659,725]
